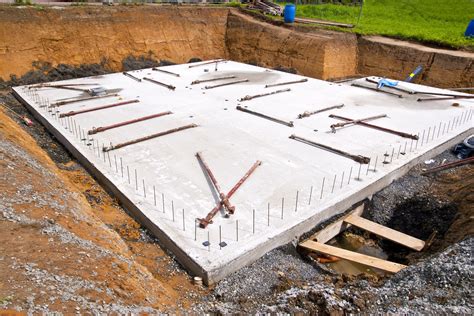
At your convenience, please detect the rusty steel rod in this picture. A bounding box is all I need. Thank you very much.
[265,78,308,88]
[152,67,180,77]
[188,59,226,68]
[421,156,474,175]
[297,104,344,119]
[236,106,294,127]
[196,152,235,215]
[289,134,370,164]
[365,78,415,94]
[88,111,172,135]
[123,72,142,82]
[59,99,139,118]
[199,160,262,228]
[330,114,387,132]
[417,95,474,102]
[329,114,419,140]
[239,88,291,102]
[205,79,249,89]
[351,82,403,98]
[103,124,197,152]
[50,93,119,107]
[143,77,176,90]
[191,76,236,85]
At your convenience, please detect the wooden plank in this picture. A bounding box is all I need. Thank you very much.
[299,240,407,273]
[310,204,364,244]
[344,215,425,251]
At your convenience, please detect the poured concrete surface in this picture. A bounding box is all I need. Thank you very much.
[13,61,473,284]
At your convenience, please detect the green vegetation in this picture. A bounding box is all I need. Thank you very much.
[281,0,474,49]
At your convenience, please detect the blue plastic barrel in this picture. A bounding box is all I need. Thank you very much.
[284,4,296,23]
[465,19,474,37]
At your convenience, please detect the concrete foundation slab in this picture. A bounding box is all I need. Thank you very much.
[13,61,473,284]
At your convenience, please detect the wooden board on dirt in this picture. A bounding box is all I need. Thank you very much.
[299,240,407,273]
[344,214,425,251]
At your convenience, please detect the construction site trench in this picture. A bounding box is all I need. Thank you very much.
[0,4,473,315]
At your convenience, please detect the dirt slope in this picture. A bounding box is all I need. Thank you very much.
[0,108,205,314]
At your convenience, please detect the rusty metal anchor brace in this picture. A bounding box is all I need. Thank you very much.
[297,104,344,119]
[236,106,294,127]
[88,111,173,135]
[289,134,370,164]
[59,99,140,118]
[365,78,415,94]
[123,72,142,82]
[417,95,474,102]
[188,59,226,68]
[51,93,119,107]
[103,124,197,152]
[191,76,236,85]
[152,67,180,77]
[196,152,235,215]
[198,160,262,228]
[204,79,249,89]
[330,114,387,133]
[329,114,419,140]
[143,77,176,90]
[239,88,291,102]
[351,82,403,98]
[265,78,308,88]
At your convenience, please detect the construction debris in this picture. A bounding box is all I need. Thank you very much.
[247,0,283,16]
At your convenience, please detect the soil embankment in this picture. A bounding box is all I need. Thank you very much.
[1,5,473,87]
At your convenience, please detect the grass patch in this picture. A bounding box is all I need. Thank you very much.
[279,0,474,49]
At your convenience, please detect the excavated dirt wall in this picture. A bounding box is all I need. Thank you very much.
[0,5,228,81]
[358,36,474,88]
[225,11,358,80]
[0,5,473,87]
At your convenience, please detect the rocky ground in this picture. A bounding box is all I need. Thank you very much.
[1,61,473,313]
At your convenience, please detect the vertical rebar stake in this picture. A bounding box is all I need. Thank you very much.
[252,209,255,234]
[268,203,270,225]
[331,174,336,193]
[172,200,175,222]
[162,193,165,213]
[135,169,138,190]
[281,198,284,219]
[295,191,299,212]
[320,177,325,199]
[219,225,222,250]
[182,209,185,231]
